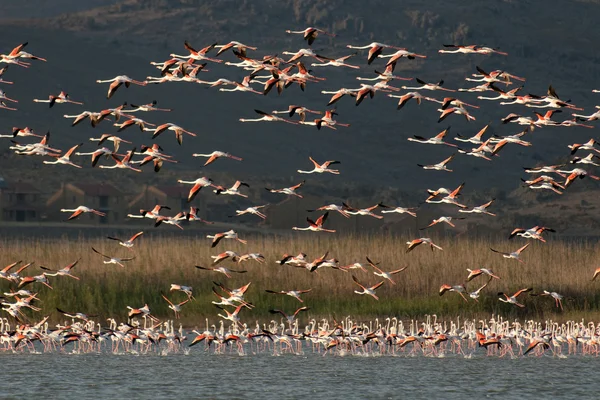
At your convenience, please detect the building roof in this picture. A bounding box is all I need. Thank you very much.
[70,182,123,197]
[4,181,40,193]
[154,185,188,198]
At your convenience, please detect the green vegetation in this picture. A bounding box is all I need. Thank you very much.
[2,234,599,327]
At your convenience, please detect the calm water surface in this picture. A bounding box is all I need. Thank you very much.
[0,352,596,399]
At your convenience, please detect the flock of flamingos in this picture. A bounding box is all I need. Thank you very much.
[2,27,600,357]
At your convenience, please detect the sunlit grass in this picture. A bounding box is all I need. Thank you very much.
[1,233,599,326]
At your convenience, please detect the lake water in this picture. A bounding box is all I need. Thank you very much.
[1,351,597,399]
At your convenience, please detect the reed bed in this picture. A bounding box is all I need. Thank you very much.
[2,233,599,326]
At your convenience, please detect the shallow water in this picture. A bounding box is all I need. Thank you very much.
[1,351,597,399]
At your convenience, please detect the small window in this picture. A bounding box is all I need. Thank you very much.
[16,193,25,202]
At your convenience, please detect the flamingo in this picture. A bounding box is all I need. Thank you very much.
[211,251,240,265]
[96,75,146,99]
[170,284,194,300]
[178,177,215,202]
[568,139,600,155]
[265,288,312,303]
[0,66,13,84]
[150,123,197,145]
[467,268,500,282]
[33,91,83,108]
[232,205,268,220]
[239,109,298,124]
[306,203,352,218]
[311,53,360,69]
[531,290,564,310]
[114,116,156,132]
[346,42,404,65]
[407,127,457,147]
[43,143,82,168]
[0,89,17,103]
[420,216,464,229]
[271,105,322,120]
[265,181,305,198]
[161,293,190,319]
[89,133,132,152]
[214,41,257,56]
[490,243,530,263]
[469,279,491,302]
[438,107,476,123]
[99,149,142,172]
[192,151,243,166]
[417,154,456,172]
[206,230,247,247]
[439,284,468,302]
[406,238,443,253]
[351,275,385,300]
[388,91,437,110]
[124,100,172,113]
[459,199,496,216]
[91,247,135,267]
[282,48,330,64]
[286,27,335,45]
[439,44,507,55]
[321,88,360,106]
[213,180,250,197]
[292,212,336,233]
[379,205,418,217]
[63,110,108,127]
[170,41,222,63]
[269,307,310,325]
[195,265,247,279]
[365,257,407,285]
[378,48,427,65]
[60,206,106,221]
[402,78,456,92]
[297,157,340,174]
[106,231,144,249]
[498,288,532,308]
[40,259,80,280]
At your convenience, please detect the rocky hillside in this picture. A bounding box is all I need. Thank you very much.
[1,0,600,233]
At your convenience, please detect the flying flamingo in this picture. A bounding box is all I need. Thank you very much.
[207,230,247,247]
[366,257,407,285]
[177,177,215,202]
[498,288,532,308]
[352,275,385,300]
[265,288,312,303]
[346,42,404,65]
[96,75,146,99]
[402,78,456,92]
[297,157,340,174]
[311,53,360,69]
[286,27,335,45]
[33,91,83,108]
[406,238,443,253]
[106,231,144,249]
[192,151,242,166]
[43,143,82,168]
[60,206,106,221]
[91,247,135,268]
[214,41,257,56]
[439,284,468,302]
[490,243,530,263]
[239,109,298,124]
[292,212,336,233]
